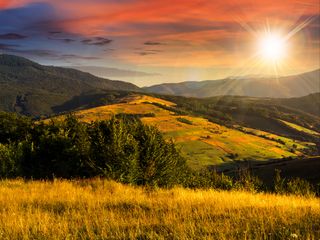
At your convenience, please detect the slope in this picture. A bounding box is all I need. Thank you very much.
[0,54,140,116]
[59,94,314,169]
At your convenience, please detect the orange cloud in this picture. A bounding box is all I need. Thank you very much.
[1,0,318,80]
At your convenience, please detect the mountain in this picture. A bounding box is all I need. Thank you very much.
[270,93,320,116]
[144,69,320,98]
[0,54,140,116]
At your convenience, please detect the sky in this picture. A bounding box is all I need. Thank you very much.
[0,0,319,86]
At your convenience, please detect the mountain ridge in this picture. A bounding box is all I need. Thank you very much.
[0,54,140,116]
[143,69,320,98]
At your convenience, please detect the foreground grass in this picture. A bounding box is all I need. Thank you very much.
[0,179,319,240]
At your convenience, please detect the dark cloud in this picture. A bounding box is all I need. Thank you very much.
[81,39,92,44]
[48,31,62,34]
[62,38,76,43]
[61,54,100,60]
[81,37,112,46]
[144,41,164,45]
[8,49,59,58]
[48,37,76,43]
[0,45,99,60]
[137,49,163,56]
[0,43,19,50]
[0,3,57,33]
[137,51,157,56]
[0,33,27,40]
[145,49,163,53]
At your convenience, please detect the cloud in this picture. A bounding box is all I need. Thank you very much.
[81,37,112,46]
[61,54,100,60]
[144,41,164,45]
[0,0,318,77]
[48,37,76,43]
[137,52,157,56]
[0,45,99,60]
[9,49,59,57]
[0,3,57,33]
[48,31,62,34]
[0,43,19,50]
[0,33,27,39]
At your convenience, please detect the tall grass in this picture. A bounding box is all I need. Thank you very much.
[0,179,319,239]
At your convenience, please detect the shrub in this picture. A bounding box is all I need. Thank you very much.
[286,178,315,197]
[234,168,263,192]
[177,117,193,125]
[273,169,315,197]
[0,112,187,187]
[0,143,22,178]
[183,170,233,190]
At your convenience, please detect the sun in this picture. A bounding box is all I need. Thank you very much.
[258,33,287,62]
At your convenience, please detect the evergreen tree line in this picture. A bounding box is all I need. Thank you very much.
[0,112,319,196]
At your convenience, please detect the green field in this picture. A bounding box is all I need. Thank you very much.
[63,94,313,169]
[280,119,320,136]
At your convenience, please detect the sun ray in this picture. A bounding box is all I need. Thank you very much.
[284,15,316,41]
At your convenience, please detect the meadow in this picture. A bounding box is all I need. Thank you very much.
[279,120,320,136]
[67,94,312,169]
[0,179,318,240]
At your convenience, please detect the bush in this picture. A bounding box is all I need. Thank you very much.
[0,143,22,178]
[273,169,315,197]
[183,170,234,190]
[286,178,315,197]
[0,112,31,144]
[0,113,187,187]
[234,168,263,192]
[177,117,193,125]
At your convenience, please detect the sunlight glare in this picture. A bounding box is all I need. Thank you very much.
[259,33,286,61]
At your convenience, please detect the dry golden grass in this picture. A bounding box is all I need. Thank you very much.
[0,179,319,239]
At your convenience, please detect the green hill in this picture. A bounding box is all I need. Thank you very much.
[271,93,320,116]
[53,94,316,170]
[0,54,140,116]
[155,94,320,144]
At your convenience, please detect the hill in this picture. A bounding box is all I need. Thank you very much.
[55,94,317,169]
[0,54,140,116]
[144,69,320,98]
[271,93,320,116]
[155,94,320,143]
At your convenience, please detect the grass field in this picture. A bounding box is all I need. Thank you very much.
[0,179,319,240]
[60,94,312,169]
[279,120,320,136]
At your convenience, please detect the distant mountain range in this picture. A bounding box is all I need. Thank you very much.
[143,69,320,98]
[0,54,319,117]
[0,54,139,116]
